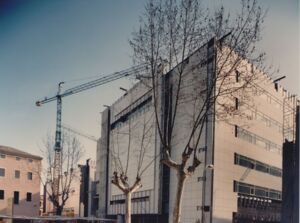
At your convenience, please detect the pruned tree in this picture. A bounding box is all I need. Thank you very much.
[110,95,155,223]
[40,132,84,215]
[130,0,268,222]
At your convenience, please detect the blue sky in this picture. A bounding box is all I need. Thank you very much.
[0,0,298,161]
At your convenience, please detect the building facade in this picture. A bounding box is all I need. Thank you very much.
[0,146,42,217]
[79,159,98,217]
[96,40,297,223]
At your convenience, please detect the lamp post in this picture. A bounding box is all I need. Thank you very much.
[201,164,214,223]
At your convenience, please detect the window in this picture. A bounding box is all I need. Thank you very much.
[0,168,5,177]
[28,159,33,163]
[27,172,33,180]
[235,126,281,153]
[15,170,20,179]
[0,190,4,200]
[234,181,281,201]
[26,192,32,202]
[16,157,21,161]
[255,186,267,197]
[13,191,19,204]
[274,83,278,91]
[235,70,240,82]
[270,167,282,177]
[234,153,282,177]
[235,98,239,110]
[256,161,269,173]
[0,154,5,159]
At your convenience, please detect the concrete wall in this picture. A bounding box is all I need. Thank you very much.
[212,50,286,222]
[100,82,161,216]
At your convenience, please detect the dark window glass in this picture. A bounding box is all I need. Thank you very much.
[269,191,279,200]
[26,192,32,202]
[235,98,239,110]
[238,183,251,194]
[255,161,269,173]
[235,153,282,178]
[255,187,267,197]
[0,154,5,159]
[234,154,238,165]
[239,157,254,169]
[235,70,240,82]
[15,170,20,179]
[233,181,237,192]
[16,157,21,161]
[0,190,4,200]
[270,167,282,177]
[275,83,278,91]
[0,168,5,177]
[27,172,33,180]
[235,125,238,137]
[14,191,19,204]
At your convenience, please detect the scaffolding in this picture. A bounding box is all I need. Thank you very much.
[283,94,298,142]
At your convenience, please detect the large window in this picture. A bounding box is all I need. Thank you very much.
[234,153,282,177]
[235,125,282,153]
[0,168,5,177]
[234,181,281,201]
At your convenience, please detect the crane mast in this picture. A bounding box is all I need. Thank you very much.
[36,64,146,209]
[52,82,64,198]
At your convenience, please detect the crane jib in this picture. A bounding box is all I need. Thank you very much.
[35,64,146,106]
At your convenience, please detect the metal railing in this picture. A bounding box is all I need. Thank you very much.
[0,215,117,223]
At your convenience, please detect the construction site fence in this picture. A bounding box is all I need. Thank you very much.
[0,215,121,223]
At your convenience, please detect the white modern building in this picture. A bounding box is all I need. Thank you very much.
[96,39,297,223]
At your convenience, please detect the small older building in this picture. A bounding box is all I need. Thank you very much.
[0,145,42,216]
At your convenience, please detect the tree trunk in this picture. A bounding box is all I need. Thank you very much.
[55,206,63,216]
[125,192,132,223]
[173,172,187,223]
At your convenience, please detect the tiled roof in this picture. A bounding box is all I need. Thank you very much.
[0,145,42,160]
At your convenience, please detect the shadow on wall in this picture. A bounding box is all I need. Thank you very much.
[0,192,40,217]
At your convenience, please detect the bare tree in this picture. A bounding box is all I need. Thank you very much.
[40,132,84,215]
[110,95,155,223]
[130,0,268,222]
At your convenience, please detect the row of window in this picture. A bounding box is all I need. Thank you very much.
[110,190,152,214]
[111,96,152,130]
[0,168,33,180]
[234,153,282,177]
[235,98,282,133]
[234,181,281,201]
[0,190,32,203]
[0,154,33,163]
[235,126,282,153]
[243,104,282,133]
[114,91,152,121]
